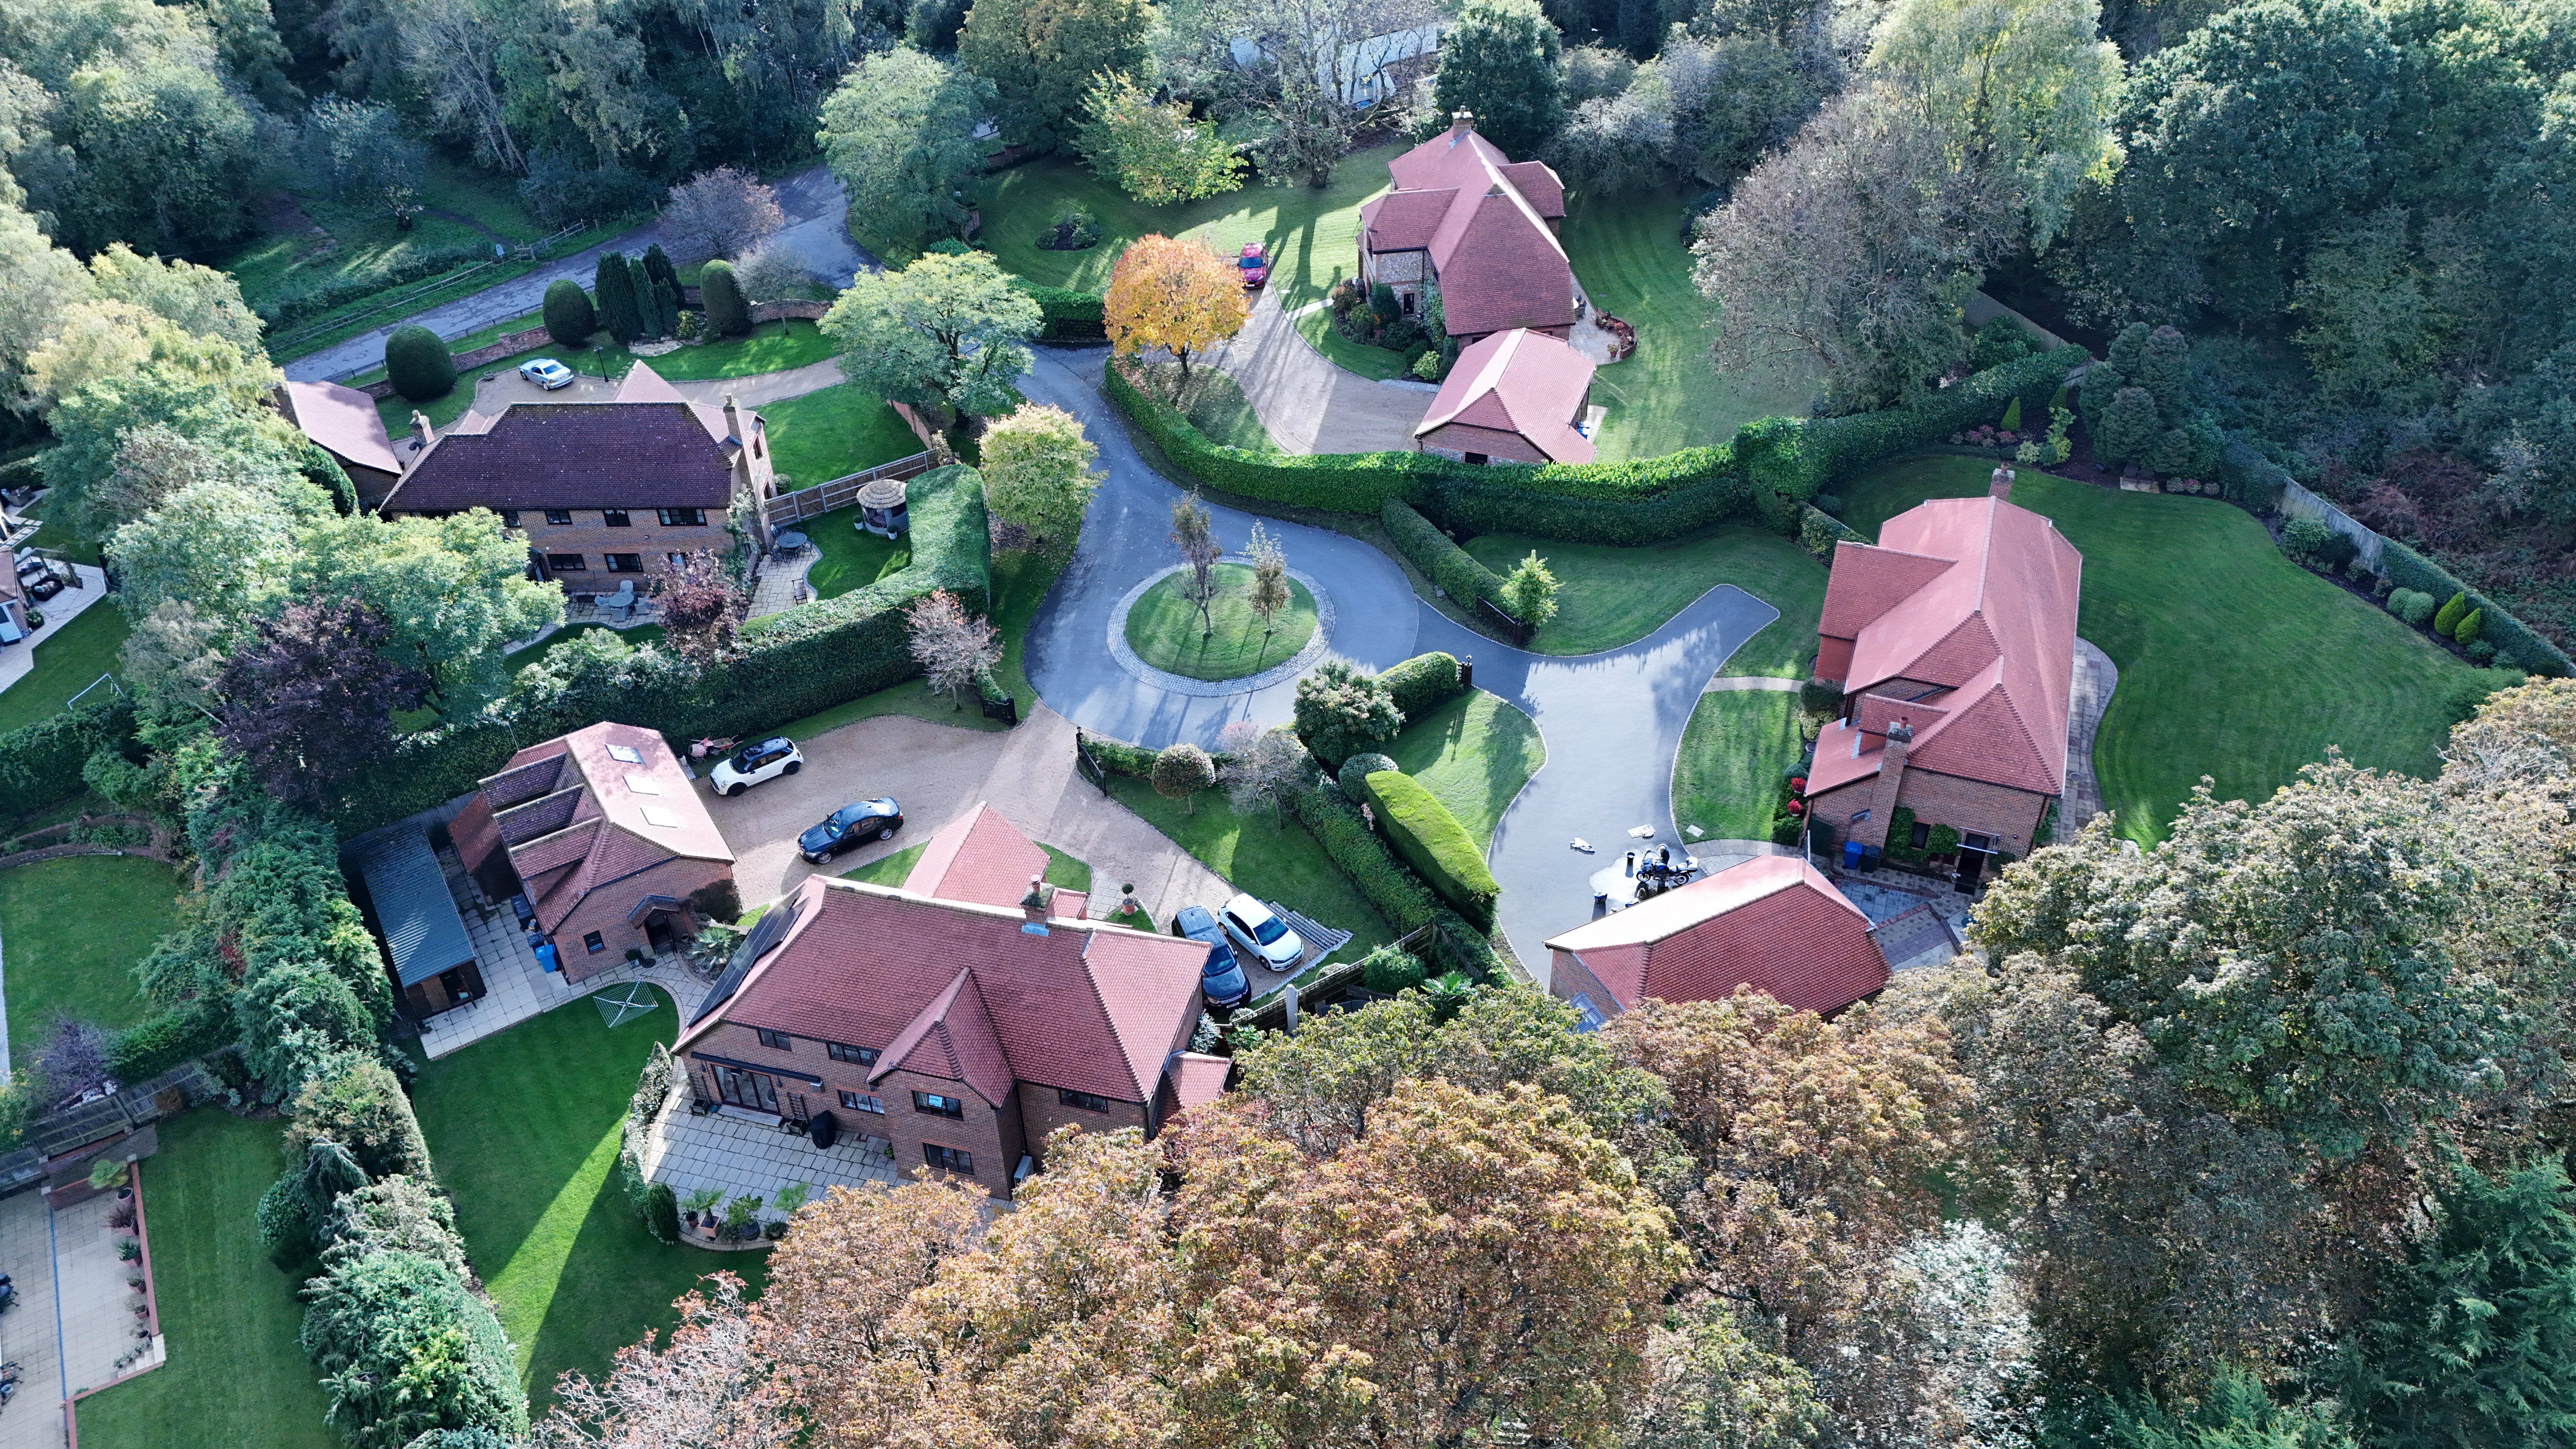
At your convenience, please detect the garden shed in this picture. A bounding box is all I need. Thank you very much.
[351,826,486,1020]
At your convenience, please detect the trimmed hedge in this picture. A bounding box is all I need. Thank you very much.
[108,1001,229,1082]
[1356,768,1499,931]
[1379,651,1467,722]
[338,466,994,832]
[1337,752,1398,797]
[1293,778,1502,978]
[1798,503,1864,560]
[1014,280,1108,339]
[1382,500,1514,616]
[0,699,138,817]
[2381,540,2572,677]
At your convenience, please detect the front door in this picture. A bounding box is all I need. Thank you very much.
[1954,848,1989,892]
[713,1065,780,1114]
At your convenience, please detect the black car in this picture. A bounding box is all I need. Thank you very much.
[799,797,902,863]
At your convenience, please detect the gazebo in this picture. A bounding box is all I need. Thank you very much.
[857,474,909,537]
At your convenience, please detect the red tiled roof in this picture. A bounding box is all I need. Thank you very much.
[1416,328,1596,463]
[1815,497,2082,797]
[1545,856,1887,1016]
[903,803,1052,911]
[479,722,732,935]
[876,968,1016,1107]
[381,372,756,513]
[1164,1052,1231,1117]
[676,809,1207,1104]
[1369,124,1575,337]
[283,380,403,475]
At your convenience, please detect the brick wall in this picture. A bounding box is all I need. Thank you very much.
[554,855,732,983]
[518,509,735,583]
[1420,423,1551,464]
[1547,948,1620,1019]
[877,1065,1026,1198]
[1014,1081,1147,1159]
[1893,769,2051,856]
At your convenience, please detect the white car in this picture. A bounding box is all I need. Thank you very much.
[1220,893,1304,970]
[708,736,802,796]
[519,358,576,389]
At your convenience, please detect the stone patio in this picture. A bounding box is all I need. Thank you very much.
[0,1191,63,1449]
[637,1091,899,1215]
[52,1191,155,1400]
[0,565,111,701]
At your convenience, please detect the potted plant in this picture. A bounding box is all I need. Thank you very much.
[721,1194,763,1243]
[682,1186,723,1231]
[88,1158,131,1201]
[117,1237,141,1262]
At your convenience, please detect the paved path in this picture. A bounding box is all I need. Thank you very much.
[1016,342,1781,968]
[283,165,877,383]
[2055,637,2117,843]
[1701,674,1800,694]
[1200,291,1438,455]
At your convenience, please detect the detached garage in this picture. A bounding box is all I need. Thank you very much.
[352,827,487,1019]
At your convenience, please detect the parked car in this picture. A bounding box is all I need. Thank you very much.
[1219,893,1303,970]
[799,798,903,864]
[519,358,576,389]
[1171,904,1252,1008]
[1238,242,1268,289]
[709,737,801,796]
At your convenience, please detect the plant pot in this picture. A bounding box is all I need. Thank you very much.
[116,1186,132,1201]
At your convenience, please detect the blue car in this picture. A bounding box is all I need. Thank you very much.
[1172,904,1252,1009]
[798,797,902,864]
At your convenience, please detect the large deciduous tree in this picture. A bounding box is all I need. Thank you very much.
[532,1274,793,1449]
[820,250,1042,425]
[1431,0,1567,161]
[1074,72,1246,204]
[1103,233,1247,395]
[215,594,432,808]
[658,166,785,262]
[815,48,995,253]
[652,548,747,665]
[976,402,1099,551]
[292,511,564,717]
[956,0,1154,153]
[1168,0,1442,186]
[903,587,1000,708]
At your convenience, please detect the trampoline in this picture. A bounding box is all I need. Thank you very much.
[593,982,663,1027]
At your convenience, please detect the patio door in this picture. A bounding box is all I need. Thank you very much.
[713,1065,780,1114]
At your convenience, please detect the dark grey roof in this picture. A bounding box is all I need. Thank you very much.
[384,401,739,513]
[687,895,804,1027]
[352,828,478,988]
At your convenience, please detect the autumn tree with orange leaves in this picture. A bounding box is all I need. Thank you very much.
[1103,234,1248,398]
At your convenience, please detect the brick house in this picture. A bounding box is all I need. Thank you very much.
[1545,855,1890,1025]
[1357,112,1576,343]
[375,362,773,584]
[447,720,736,984]
[1414,328,1598,465]
[1804,471,2082,885]
[671,804,1227,1201]
[280,379,408,509]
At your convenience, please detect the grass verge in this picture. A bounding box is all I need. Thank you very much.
[1671,689,1806,844]
[1124,564,1318,681]
[71,1111,339,1449]
[1837,455,2469,841]
[412,984,764,1413]
[0,855,185,1045]
[1460,525,1824,667]
[1384,689,1545,849]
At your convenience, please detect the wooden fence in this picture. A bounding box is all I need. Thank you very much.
[762,452,937,530]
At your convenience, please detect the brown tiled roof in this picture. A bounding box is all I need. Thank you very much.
[283,380,403,476]
[675,809,1208,1104]
[1546,856,1888,1016]
[902,803,1053,912]
[496,787,588,844]
[381,376,746,513]
[874,968,1016,1107]
[1368,124,1576,338]
[1416,329,1596,463]
[475,722,733,935]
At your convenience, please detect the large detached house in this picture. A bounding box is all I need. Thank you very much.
[1805,472,2082,882]
[673,805,1226,1201]
[1359,112,1576,342]
[448,721,736,982]
[377,363,772,582]
[1545,855,1890,1024]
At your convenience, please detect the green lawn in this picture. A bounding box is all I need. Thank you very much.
[1135,363,1277,453]
[1460,525,1826,668]
[1385,689,1545,849]
[1124,564,1318,681]
[799,506,913,600]
[760,383,927,493]
[73,1111,339,1449]
[773,545,1069,741]
[0,855,184,1045]
[843,840,1090,893]
[1101,777,1392,964]
[1837,456,2471,840]
[1560,188,1816,462]
[0,604,133,735]
[377,321,849,439]
[1671,689,1806,844]
[505,622,665,674]
[412,985,764,1413]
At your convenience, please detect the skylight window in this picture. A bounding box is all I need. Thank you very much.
[606,743,643,764]
[639,804,682,828]
[623,772,662,795]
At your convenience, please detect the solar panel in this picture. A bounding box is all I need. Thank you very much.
[686,896,805,1026]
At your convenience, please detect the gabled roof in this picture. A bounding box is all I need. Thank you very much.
[674,809,1209,1105]
[378,364,756,513]
[1816,496,2082,797]
[283,380,403,475]
[1365,122,1575,337]
[477,722,732,935]
[902,803,1052,911]
[1545,856,1887,1016]
[349,827,477,987]
[1415,328,1596,463]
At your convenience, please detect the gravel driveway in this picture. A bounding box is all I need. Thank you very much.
[704,704,1233,924]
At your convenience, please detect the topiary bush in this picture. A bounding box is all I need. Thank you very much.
[2434,592,2469,637]
[700,259,750,337]
[2455,607,2484,646]
[1337,751,1398,798]
[2401,591,2438,627]
[2380,540,2571,677]
[1378,651,1466,722]
[2279,517,2333,569]
[1355,767,1499,930]
[1152,742,1215,809]
[542,279,596,348]
[384,326,456,402]
[2386,587,2420,618]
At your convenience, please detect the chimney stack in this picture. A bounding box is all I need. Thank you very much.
[410,410,434,453]
[1862,717,1914,851]
[1021,874,1049,924]
[722,391,743,448]
[1989,464,2014,500]
[1449,109,1475,141]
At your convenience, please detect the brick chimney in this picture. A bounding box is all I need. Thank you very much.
[1862,718,1913,848]
[1449,109,1475,142]
[410,410,434,453]
[722,392,744,449]
[1989,464,2014,500]
[1021,874,1049,924]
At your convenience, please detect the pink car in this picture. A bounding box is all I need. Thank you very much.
[1237,242,1268,289]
